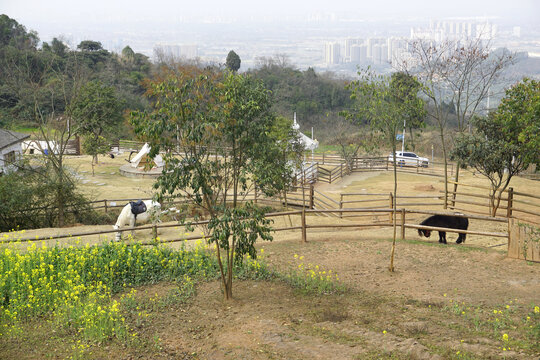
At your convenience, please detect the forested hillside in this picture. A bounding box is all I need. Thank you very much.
[0,14,151,138]
[0,15,359,142]
[247,56,355,136]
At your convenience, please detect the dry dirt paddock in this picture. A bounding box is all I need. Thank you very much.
[5,232,539,360]
[2,155,539,359]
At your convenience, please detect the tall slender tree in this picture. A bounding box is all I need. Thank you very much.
[400,38,513,207]
[344,68,424,271]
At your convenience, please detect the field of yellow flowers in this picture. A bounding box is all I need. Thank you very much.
[1,228,538,359]
[0,234,221,342]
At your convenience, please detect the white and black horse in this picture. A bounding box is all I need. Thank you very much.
[418,214,469,244]
[113,200,161,240]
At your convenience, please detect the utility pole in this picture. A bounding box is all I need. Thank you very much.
[401,119,406,153]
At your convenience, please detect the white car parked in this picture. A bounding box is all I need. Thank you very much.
[388,151,429,167]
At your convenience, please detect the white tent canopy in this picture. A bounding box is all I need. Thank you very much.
[130,143,164,168]
[292,113,318,151]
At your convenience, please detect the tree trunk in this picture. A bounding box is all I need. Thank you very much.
[451,165,460,208]
[57,185,65,227]
[389,143,397,272]
[441,135,449,209]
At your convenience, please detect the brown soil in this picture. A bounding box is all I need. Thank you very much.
[3,158,539,359]
[83,236,538,360]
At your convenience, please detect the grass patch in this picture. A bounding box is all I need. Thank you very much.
[277,253,346,295]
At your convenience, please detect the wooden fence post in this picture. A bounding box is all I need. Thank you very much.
[389,193,394,223]
[322,152,325,164]
[401,208,406,240]
[451,180,458,209]
[309,183,314,209]
[301,207,307,243]
[507,187,513,218]
[339,194,343,219]
[104,200,108,213]
[152,224,158,241]
[340,163,343,179]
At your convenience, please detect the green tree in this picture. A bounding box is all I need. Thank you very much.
[77,40,103,52]
[51,38,68,58]
[70,80,123,165]
[130,66,292,299]
[390,72,426,151]
[121,45,135,63]
[0,14,38,49]
[82,135,110,176]
[402,39,512,207]
[225,50,241,72]
[451,78,540,216]
[343,68,424,272]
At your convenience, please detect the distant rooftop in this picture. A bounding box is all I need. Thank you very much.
[0,129,31,150]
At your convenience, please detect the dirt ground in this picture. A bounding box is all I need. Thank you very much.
[3,155,539,359]
[81,237,539,360]
[5,235,538,360]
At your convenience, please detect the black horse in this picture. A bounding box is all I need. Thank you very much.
[418,214,469,244]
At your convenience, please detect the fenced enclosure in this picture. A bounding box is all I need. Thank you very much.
[311,154,453,181]
[508,218,540,262]
[4,147,540,262]
[446,182,540,225]
[4,186,539,262]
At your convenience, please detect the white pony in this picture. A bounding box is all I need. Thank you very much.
[113,200,161,240]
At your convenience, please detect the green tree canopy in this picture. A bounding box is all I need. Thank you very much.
[343,68,425,271]
[451,78,540,216]
[225,50,241,72]
[0,14,38,49]
[77,40,103,52]
[121,45,135,62]
[70,80,123,163]
[130,66,294,299]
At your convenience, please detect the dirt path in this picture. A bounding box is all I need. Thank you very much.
[314,171,383,193]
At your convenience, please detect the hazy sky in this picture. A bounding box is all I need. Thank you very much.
[3,0,539,25]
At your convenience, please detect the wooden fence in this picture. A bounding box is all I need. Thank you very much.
[445,182,540,225]
[508,218,540,262]
[6,198,538,262]
[318,163,349,183]
[5,208,509,246]
[312,154,453,179]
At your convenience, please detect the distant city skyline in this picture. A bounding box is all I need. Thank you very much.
[2,1,539,73]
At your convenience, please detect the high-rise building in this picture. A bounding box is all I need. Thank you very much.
[350,44,367,63]
[181,45,198,59]
[324,42,341,64]
[345,38,361,61]
[372,44,382,64]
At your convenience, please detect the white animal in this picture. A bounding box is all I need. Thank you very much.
[113,200,161,241]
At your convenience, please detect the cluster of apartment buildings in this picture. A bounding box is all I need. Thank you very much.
[324,19,501,66]
[325,37,409,65]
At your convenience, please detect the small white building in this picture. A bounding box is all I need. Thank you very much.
[0,129,30,174]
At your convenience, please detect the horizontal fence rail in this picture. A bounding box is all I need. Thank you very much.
[5,204,537,261]
[5,208,509,244]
